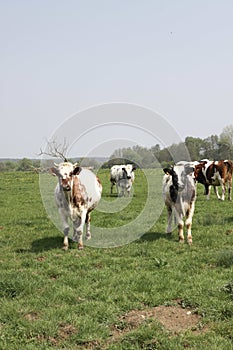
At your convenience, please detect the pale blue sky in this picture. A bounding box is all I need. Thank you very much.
[1,0,233,158]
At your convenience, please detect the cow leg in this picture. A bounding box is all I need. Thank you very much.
[177,220,184,243]
[205,185,211,200]
[185,203,195,245]
[59,208,70,250]
[213,186,221,200]
[72,217,81,242]
[220,181,226,201]
[116,183,120,196]
[110,180,114,194]
[166,206,173,235]
[73,211,87,250]
[85,212,91,240]
[228,179,232,201]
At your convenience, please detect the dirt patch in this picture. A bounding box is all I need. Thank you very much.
[110,300,205,340]
[24,312,40,321]
[58,323,77,339]
[121,305,202,333]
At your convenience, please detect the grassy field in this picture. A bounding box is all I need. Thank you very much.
[0,169,233,349]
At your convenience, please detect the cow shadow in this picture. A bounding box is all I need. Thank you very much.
[16,232,175,254]
[139,231,174,243]
[16,236,64,254]
[30,236,63,253]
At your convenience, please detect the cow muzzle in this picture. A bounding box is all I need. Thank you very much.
[63,185,71,191]
[61,179,71,191]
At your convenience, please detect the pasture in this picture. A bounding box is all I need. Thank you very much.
[0,169,233,350]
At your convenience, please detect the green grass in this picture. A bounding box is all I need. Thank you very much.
[0,170,233,349]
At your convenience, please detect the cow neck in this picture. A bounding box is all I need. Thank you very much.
[72,175,84,206]
[60,183,72,203]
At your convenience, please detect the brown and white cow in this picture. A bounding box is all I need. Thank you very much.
[163,163,197,244]
[51,162,102,250]
[194,160,233,201]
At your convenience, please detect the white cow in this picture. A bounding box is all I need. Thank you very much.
[162,163,197,244]
[51,162,102,250]
[110,164,135,196]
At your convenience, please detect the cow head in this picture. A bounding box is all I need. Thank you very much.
[122,164,136,180]
[51,162,82,191]
[163,164,194,192]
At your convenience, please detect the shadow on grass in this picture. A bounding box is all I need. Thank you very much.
[16,232,175,254]
[16,236,65,254]
[139,231,174,243]
[30,236,64,252]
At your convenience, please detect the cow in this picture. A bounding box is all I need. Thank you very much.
[162,163,197,244]
[194,160,233,201]
[51,161,102,250]
[110,164,136,196]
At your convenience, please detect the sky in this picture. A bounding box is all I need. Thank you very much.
[1,0,233,158]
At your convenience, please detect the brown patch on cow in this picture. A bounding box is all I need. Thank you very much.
[72,176,86,207]
[96,176,102,190]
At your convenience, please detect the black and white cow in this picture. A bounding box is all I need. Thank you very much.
[110,164,136,196]
[162,162,197,244]
[51,162,102,250]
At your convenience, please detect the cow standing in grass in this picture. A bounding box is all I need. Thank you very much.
[110,164,136,196]
[194,159,233,201]
[163,163,197,244]
[52,162,102,250]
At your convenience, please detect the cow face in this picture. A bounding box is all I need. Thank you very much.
[122,164,135,180]
[51,162,82,191]
[163,165,194,192]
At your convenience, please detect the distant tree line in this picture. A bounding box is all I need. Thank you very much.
[1,125,233,171]
[104,125,233,168]
[0,158,41,172]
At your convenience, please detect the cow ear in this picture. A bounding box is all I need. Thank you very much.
[185,166,194,175]
[163,168,172,175]
[132,166,136,171]
[51,167,60,176]
[72,166,82,175]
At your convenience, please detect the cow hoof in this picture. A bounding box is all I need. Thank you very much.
[78,244,83,250]
[62,245,68,251]
[179,238,185,244]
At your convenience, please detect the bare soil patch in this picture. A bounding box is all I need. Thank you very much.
[121,305,202,333]
[108,300,205,345]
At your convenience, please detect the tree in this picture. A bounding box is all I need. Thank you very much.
[185,137,203,160]
[17,158,33,171]
[218,125,233,159]
[201,135,219,160]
